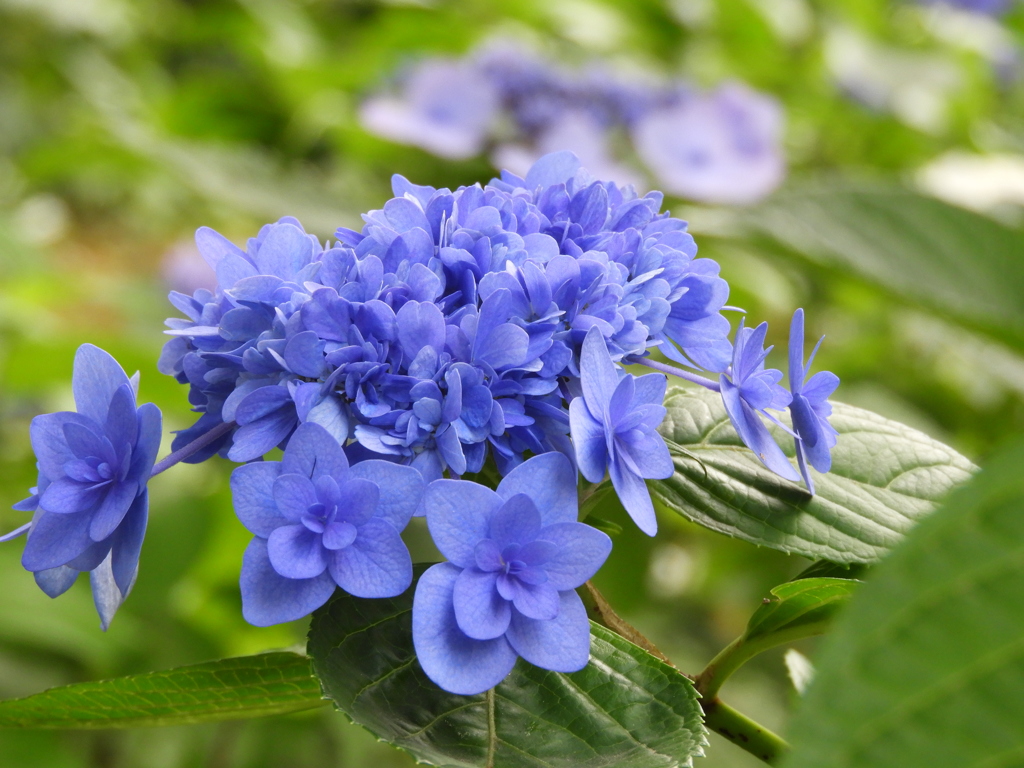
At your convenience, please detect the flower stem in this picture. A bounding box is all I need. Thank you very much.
[626,356,721,392]
[151,421,236,477]
[701,698,789,765]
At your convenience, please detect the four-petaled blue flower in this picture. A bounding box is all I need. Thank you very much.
[720,320,799,483]
[570,327,673,536]
[232,422,425,626]
[413,453,612,695]
[5,344,162,629]
[788,308,839,494]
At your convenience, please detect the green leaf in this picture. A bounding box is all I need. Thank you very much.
[0,652,326,729]
[733,182,1024,347]
[307,567,707,768]
[784,436,1024,768]
[651,386,975,563]
[745,578,859,644]
[696,578,858,700]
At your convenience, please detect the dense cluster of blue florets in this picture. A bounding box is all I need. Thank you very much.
[5,152,839,696]
[158,151,731,486]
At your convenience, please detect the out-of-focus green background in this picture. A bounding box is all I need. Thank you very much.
[2,0,1024,766]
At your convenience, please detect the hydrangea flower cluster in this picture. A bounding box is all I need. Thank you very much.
[359,42,785,205]
[5,152,838,696]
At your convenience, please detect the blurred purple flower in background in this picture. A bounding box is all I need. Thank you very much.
[360,58,500,160]
[633,83,786,205]
[359,43,786,205]
[916,0,1011,15]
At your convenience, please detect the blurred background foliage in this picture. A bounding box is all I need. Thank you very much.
[2,0,1024,765]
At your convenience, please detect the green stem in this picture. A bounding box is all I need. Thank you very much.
[702,698,789,765]
[696,622,831,700]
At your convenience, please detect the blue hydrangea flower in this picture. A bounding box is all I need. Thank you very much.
[917,0,1009,15]
[162,151,732,483]
[569,328,673,536]
[413,453,611,695]
[231,422,425,626]
[633,82,785,205]
[719,321,799,483]
[788,309,839,494]
[5,344,162,629]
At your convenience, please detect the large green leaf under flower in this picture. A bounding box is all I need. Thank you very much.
[651,386,974,563]
[307,567,707,768]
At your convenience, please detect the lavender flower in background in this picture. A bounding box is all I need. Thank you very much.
[413,453,611,695]
[232,423,425,626]
[633,83,786,206]
[719,321,800,482]
[787,309,839,493]
[359,58,500,160]
[570,329,673,536]
[3,344,162,629]
[360,43,787,205]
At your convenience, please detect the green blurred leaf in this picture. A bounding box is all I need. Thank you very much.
[651,387,975,563]
[307,567,707,768]
[791,560,868,582]
[784,437,1024,768]
[0,652,326,729]
[735,183,1024,348]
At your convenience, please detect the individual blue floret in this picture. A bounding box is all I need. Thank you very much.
[569,328,673,536]
[231,422,425,626]
[719,320,799,483]
[5,344,162,629]
[788,308,840,494]
[413,453,611,695]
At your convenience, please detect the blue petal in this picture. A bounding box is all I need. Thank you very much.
[240,537,336,627]
[348,461,425,531]
[496,452,578,527]
[335,477,380,527]
[90,553,124,631]
[88,480,139,542]
[489,494,541,549]
[525,151,581,190]
[104,385,138,452]
[453,568,510,640]
[40,477,105,514]
[569,398,609,484]
[72,344,130,425]
[227,408,296,462]
[131,403,163,481]
[267,524,328,579]
[34,565,78,598]
[608,457,658,536]
[536,522,612,590]
[22,510,93,571]
[273,474,318,522]
[30,412,92,478]
[397,301,446,360]
[195,225,246,269]
[506,589,590,673]
[329,518,411,598]
[580,328,620,420]
[412,563,518,696]
[252,222,313,280]
[720,376,800,482]
[231,462,287,536]
[281,422,350,479]
[511,581,559,621]
[110,489,148,595]
[424,480,501,568]
[789,308,805,392]
[616,431,674,481]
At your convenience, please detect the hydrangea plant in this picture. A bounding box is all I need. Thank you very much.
[0,152,977,767]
